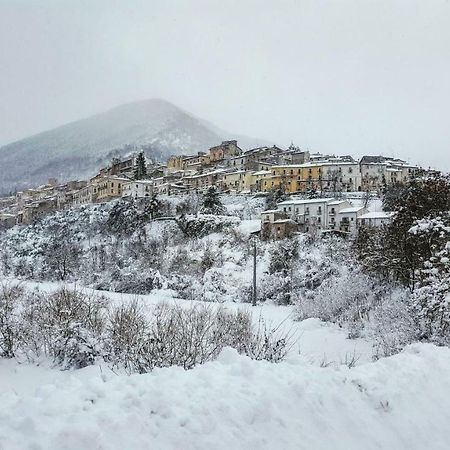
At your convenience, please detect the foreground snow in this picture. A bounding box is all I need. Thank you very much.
[1,344,450,450]
[1,280,448,449]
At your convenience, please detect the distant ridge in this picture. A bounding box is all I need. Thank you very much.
[0,99,268,193]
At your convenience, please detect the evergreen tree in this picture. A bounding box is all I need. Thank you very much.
[265,188,287,210]
[411,218,450,343]
[143,194,161,220]
[133,151,147,180]
[355,174,450,290]
[306,187,320,199]
[200,187,225,215]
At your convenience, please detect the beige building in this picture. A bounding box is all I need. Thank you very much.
[221,170,247,192]
[92,176,129,203]
[208,140,242,163]
[73,185,97,206]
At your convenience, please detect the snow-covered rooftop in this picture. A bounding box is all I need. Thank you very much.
[358,211,394,219]
[328,200,349,206]
[339,207,366,214]
[278,198,335,206]
[261,209,282,214]
[273,219,296,224]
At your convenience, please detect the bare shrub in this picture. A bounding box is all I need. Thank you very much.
[106,302,293,373]
[0,283,23,357]
[105,300,149,373]
[296,269,384,339]
[368,291,418,360]
[25,288,109,368]
[1,286,293,372]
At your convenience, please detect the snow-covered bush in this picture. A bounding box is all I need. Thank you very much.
[368,290,418,359]
[105,300,149,373]
[0,285,293,371]
[297,268,377,325]
[23,288,109,368]
[0,283,23,358]
[106,302,293,373]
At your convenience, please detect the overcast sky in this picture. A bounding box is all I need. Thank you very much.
[1,0,449,170]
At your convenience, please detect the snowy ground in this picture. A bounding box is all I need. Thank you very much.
[1,343,450,449]
[7,279,374,365]
[1,281,450,449]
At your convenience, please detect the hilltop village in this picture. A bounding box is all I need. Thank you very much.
[0,140,433,236]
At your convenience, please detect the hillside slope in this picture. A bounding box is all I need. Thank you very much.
[0,99,266,193]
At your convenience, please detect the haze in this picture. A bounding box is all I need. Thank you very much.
[1,0,449,170]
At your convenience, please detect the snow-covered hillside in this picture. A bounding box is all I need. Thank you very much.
[0,99,267,194]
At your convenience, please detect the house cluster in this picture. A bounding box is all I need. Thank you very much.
[0,139,426,229]
[160,142,423,197]
[261,197,394,240]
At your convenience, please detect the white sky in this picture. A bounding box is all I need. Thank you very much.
[0,0,449,170]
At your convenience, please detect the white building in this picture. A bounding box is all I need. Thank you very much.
[122,180,154,199]
[277,198,335,232]
[335,206,368,234]
[274,197,382,236]
[320,162,362,192]
[326,199,352,229]
[357,211,394,227]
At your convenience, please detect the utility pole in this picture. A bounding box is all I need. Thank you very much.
[252,237,257,306]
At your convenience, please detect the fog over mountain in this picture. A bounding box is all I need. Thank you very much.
[0,99,267,194]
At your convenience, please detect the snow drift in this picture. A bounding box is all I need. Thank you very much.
[1,343,449,450]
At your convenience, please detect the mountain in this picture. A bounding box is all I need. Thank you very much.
[0,99,268,194]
